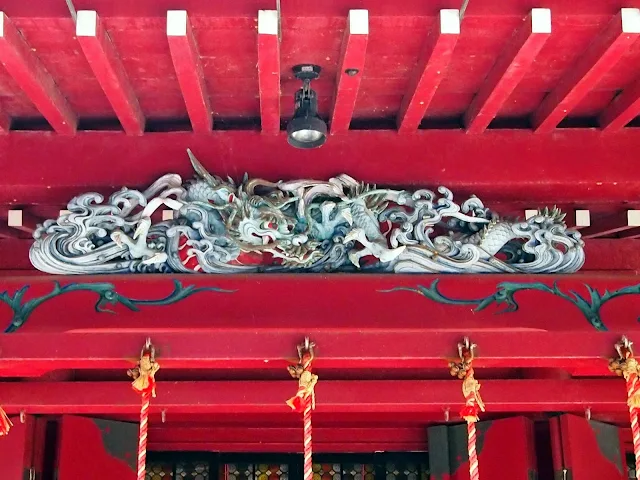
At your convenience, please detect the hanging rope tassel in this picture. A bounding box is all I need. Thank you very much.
[0,406,12,436]
[610,336,640,475]
[127,338,160,480]
[286,338,318,480]
[450,337,485,480]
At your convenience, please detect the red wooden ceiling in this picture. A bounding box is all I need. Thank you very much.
[0,1,638,126]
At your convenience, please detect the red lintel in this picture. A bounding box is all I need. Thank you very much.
[532,8,640,133]
[579,210,640,239]
[330,9,369,135]
[599,77,640,131]
[464,8,551,133]
[76,10,145,136]
[4,130,640,204]
[167,10,212,133]
[0,379,625,414]
[257,10,280,135]
[0,331,621,377]
[397,9,460,133]
[0,12,76,134]
[150,442,424,453]
[149,427,426,452]
[149,426,425,444]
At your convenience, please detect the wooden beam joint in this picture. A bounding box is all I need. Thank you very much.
[257,10,281,135]
[330,9,369,135]
[465,8,551,133]
[0,12,76,134]
[167,10,212,133]
[397,9,460,133]
[76,10,145,136]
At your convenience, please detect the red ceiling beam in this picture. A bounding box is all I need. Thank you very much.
[330,9,369,135]
[5,130,640,204]
[397,9,460,133]
[76,10,145,136]
[167,10,212,134]
[532,8,640,133]
[0,379,626,414]
[257,10,280,135]
[464,8,551,133]
[599,76,640,131]
[579,210,640,239]
[0,331,622,377]
[0,12,76,134]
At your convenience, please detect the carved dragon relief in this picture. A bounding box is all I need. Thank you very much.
[30,150,585,275]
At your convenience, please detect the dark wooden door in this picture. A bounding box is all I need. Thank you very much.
[0,414,41,480]
[429,416,537,480]
[56,415,138,480]
[550,414,627,480]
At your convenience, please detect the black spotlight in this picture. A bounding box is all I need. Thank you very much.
[287,64,327,149]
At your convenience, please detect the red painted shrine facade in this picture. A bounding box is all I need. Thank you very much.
[3,0,640,479]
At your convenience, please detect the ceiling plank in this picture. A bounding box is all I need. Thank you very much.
[579,210,640,239]
[167,10,212,134]
[0,225,19,239]
[330,9,369,135]
[76,10,145,136]
[0,109,10,133]
[397,9,460,133]
[464,8,551,133]
[0,379,626,414]
[0,12,76,135]
[532,8,640,133]
[257,10,280,135]
[599,76,640,131]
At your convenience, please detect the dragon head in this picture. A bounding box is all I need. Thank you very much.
[528,206,567,229]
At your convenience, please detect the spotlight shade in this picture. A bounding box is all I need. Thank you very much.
[287,64,328,149]
[287,116,327,149]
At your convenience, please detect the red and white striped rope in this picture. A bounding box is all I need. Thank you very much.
[627,375,640,475]
[465,389,480,480]
[137,392,151,480]
[611,337,640,476]
[451,337,483,480]
[303,391,313,480]
[287,339,317,480]
[129,339,159,480]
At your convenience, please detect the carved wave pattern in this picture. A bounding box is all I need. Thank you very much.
[30,150,585,275]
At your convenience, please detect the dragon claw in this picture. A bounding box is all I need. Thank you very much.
[111,231,124,247]
[142,252,168,265]
[134,218,152,240]
[343,228,362,244]
[348,251,361,268]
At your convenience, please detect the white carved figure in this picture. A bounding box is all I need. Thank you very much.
[30,150,585,275]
